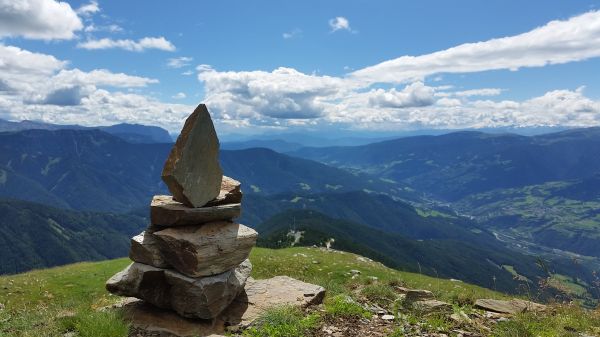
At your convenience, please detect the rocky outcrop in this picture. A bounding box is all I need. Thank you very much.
[161,104,223,208]
[153,222,258,277]
[107,260,252,319]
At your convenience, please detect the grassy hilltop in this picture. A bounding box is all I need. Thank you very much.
[1,247,600,337]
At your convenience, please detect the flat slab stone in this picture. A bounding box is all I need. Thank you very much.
[154,222,257,277]
[206,176,242,206]
[106,260,251,319]
[411,299,452,313]
[117,298,227,337]
[221,276,326,328]
[162,104,223,208]
[151,195,241,227]
[474,298,546,314]
[129,231,170,268]
[396,287,434,303]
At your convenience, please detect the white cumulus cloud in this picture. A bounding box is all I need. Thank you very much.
[0,0,83,40]
[367,82,436,108]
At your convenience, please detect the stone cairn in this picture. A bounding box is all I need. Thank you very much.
[106,104,258,320]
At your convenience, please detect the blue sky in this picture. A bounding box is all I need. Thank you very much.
[1,0,600,136]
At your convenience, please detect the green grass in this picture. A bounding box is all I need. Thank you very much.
[324,294,371,319]
[4,246,593,337]
[492,304,600,337]
[243,306,320,337]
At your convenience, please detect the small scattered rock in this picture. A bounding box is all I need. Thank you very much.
[397,287,435,303]
[475,298,546,314]
[381,314,395,321]
[411,299,452,313]
[450,311,471,324]
[350,269,361,275]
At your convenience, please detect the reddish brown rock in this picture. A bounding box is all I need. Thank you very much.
[206,176,242,206]
[129,231,169,268]
[162,104,223,208]
[154,222,257,277]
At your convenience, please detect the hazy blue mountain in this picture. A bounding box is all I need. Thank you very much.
[0,119,172,144]
[0,129,406,212]
[221,139,304,153]
[291,128,600,201]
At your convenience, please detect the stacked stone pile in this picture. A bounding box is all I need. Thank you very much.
[106,104,258,320]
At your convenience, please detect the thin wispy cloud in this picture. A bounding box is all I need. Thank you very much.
[84,24,123,33]
[77,37,176,52]
[352,10,600,84]
[283,28,302,39]
[167,57,193,68]
[76,1,100,16]
[329,17,352,32]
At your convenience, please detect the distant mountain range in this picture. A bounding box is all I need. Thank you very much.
[291,128,600,258]
[0,118,173,143]
[2,125,600,302]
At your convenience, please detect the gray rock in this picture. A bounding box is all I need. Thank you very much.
[112,276,325,336]
[221,276,326,328]
[411,299,452,313]
[206,176,243,206]
[150,195,241,227]
[114,298,228,337]
[162,104,223,208]
[154,222,257,277]
[106,259,252,319]
[474,298,546,314]
[396,287,435,303]
[129,231,170,268]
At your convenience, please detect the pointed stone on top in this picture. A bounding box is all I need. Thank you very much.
[162,104,223,207]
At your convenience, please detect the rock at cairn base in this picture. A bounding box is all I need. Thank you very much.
[129,231,169,268]
[106,259,252,319]
[154,222,258,277]
[110,276,326,337]
[162,104,223,208]
[150,195,241,227]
